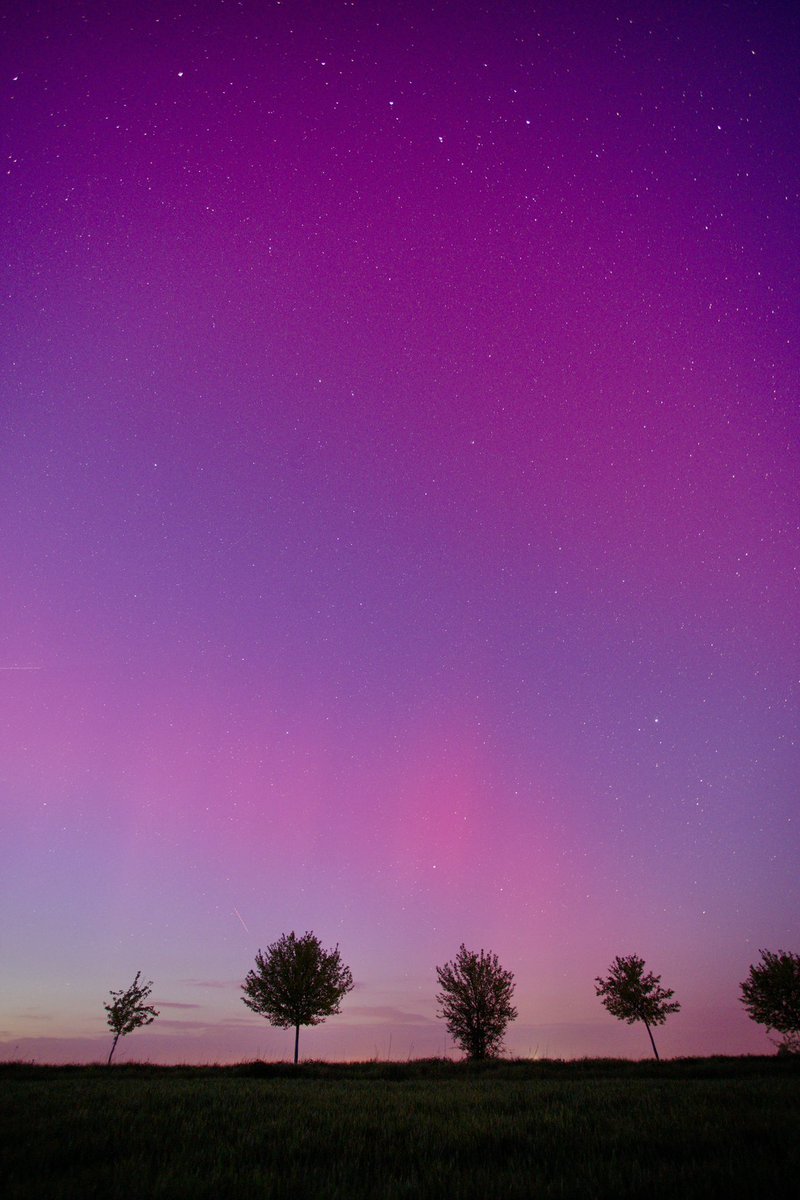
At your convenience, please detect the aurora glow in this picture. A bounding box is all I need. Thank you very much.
[1,0,797,1063]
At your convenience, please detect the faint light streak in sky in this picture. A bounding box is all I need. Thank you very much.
[233,907,250,934]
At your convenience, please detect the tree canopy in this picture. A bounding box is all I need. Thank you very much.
[241,930,354,1063]
[594,954,680,1060]
[435,944,517,1060]
[104,971,159,1064]
[740,949,800,1054]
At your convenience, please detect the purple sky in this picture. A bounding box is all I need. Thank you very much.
[1,0,798,1064]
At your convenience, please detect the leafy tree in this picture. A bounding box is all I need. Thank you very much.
[594,954,680,1060]
[104,971,159,1064]
[740,949,800,1054]
[435,944,517,1061]
[241,930,354,1063]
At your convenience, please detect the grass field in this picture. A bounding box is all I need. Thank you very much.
[2,1056,798,1198]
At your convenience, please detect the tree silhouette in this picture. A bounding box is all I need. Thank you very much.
[241,931,354,1063]
[435,944,517,1060]
[594,954,680,1060]
[740,949,800,1054]
[104,971,159,1064]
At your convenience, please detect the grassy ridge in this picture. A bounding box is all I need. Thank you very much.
[4,1053,798,1080]
[2,1057,798,1198]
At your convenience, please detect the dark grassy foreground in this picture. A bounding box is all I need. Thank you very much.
[2,1056,798,1198]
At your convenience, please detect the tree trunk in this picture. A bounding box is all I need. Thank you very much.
[294,1024,300,1065]
[643,1020,660,1060]
[108,1034,120,1065]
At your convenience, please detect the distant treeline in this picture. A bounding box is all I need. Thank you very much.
[103,937,800,1063]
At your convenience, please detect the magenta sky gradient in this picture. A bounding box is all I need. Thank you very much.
[1,0,798,1064]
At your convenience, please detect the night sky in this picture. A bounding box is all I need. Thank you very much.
[2,0,798,1064]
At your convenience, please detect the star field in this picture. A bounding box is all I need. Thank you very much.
[1,0,798,1062]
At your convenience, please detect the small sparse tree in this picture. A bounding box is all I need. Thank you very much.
[435,944,517,1061]
[740,949,800,1054]
[594,954,680,1060]
[241,930,354,1063]
[104,971,159,1064]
